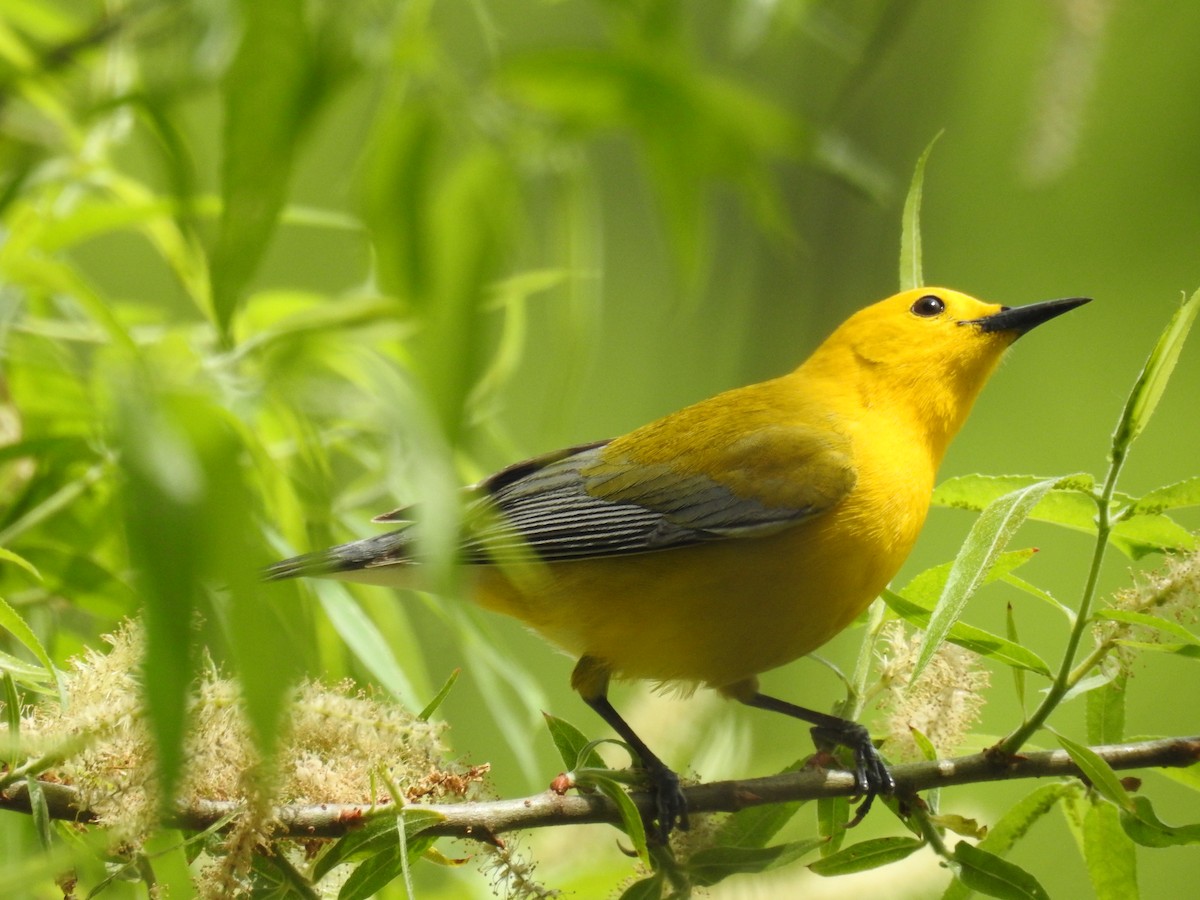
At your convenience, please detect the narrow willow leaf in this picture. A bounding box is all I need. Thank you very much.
[1111,287,1200,456]
[1060,671,1115,704]
[1112,640,1200,660]
[808,836,924,876]
[817,795,849,856]
[314,810,445,882]
[1054,732,1132,810]
[943,784,1075,900]
[689,839,825,887]
[1131,475,1200,514]
[0,595,62,704]
[1120,795,1200,847]
[618,875,664,900]
[418,668,461,721]
[1109,513,1197,558]
[914,479,1058,680]
[900,548,1038,607]
[543,713,608,771]
[714,759,808,849]
[1083,796,1139,900]
[315,584,421,711]
[26,776,51,850]
[951,841,1050,900]
[1095,609,1200,644]
[930,814,987,840]
[882,590,1051,676]
[338,838,435,900]
[0,547,40,580]
[211,0,344,335]
[899,132,942,290]
[1007,604,1026,712]
[592,774,650,865]
[1001,574,1075,621]
[2,673,19,746]
[1158,760,1200,794]
[933,474,1099,532]
[1086,670,1126,745]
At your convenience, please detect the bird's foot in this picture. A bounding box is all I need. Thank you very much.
[641,761,689,842]
[811,721,894,826]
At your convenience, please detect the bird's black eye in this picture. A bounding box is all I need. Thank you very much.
[911,294,945,317]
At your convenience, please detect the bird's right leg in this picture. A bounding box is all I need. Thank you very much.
[572,655,689,841]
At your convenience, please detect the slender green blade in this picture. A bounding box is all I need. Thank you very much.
[913,479,1058,681]
[899,132,942,290]
[1111,287,1200,456]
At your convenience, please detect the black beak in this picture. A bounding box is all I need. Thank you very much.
[962,297,1091,335]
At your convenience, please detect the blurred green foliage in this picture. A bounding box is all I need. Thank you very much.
[1,0,1199,896]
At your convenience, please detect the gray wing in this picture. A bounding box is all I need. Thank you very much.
[267,428,854,578]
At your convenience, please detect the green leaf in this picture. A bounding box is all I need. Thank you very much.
[1095,609,1200,645]
[2,673,18,749]
[1120,794,1200,847]
[933,474,1099,531]
[969,783,1076,878]
[713,758,809,849]
[882,590,1051,676]
[591,773,650,865]
[1006,603,1026,712]
[314,809,445,882]
[900,548,1038,607]
[899,132,942,291]
[1001,574,1074,620]
[1113,640,1200,660]
[1086,670,1126,745]
[951,841,1050,900]
[929,814,985,840]
[0,547,40,580]
[1083,796,1139,900]
[817,795,850,855]
[1131,475,1200,514]
[914,479,1058,680]
[1158,759,1200,794]
[807,836,924,876]
[210,0,345,336]
[1111,287,1200,457]
[543,713,609,771]
[312,583,422,711]
[1109,513,1197,558]
[618,874,665,900]
[418,668,461,721]
[0,595,63,704]
[689,839,825,886]
[26,775,51,850]
[1054,732,1132,810]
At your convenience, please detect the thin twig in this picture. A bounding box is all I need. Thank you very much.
[2,736,1197,843]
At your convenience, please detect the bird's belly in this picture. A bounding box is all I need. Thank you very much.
[473,503,923,690]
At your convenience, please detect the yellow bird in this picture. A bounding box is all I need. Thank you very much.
[269,287,1088,837]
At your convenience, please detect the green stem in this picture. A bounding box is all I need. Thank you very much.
[911,801,951,860]
[842,600,887,721]
[999,448,1127,754]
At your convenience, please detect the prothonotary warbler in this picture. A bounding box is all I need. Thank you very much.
[269,287,1089,838]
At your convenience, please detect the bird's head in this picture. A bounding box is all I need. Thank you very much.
[806,287,1090,451]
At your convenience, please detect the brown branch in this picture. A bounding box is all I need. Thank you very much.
[3,736,1198,843]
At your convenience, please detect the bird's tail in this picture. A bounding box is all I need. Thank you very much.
[264,529,418,582]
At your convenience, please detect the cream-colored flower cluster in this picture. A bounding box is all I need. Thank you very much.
[875,621,990,762]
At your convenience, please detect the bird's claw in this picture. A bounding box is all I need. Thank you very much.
[644,763,689,842]
[812,721,894,826]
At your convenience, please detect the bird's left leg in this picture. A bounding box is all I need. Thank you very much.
[724,678,894,823]
[572,655,689,841]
